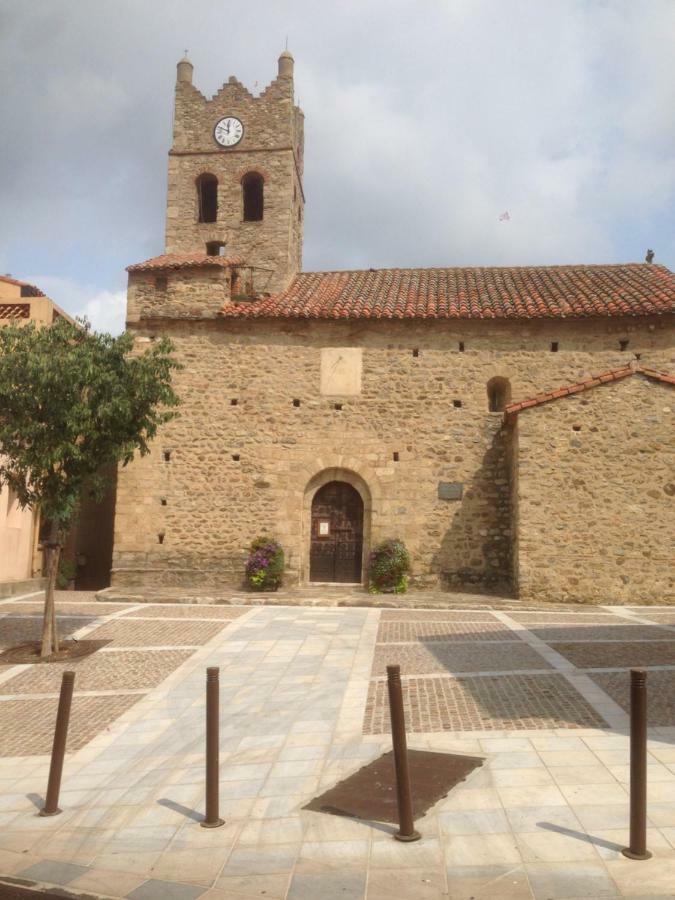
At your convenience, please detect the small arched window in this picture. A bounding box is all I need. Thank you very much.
[487,377,511,412]
[242,172,264,221]
[196,173,218,223]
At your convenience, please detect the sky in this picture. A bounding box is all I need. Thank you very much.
[1,0,674,334]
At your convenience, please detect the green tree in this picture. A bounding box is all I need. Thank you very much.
[0,319,180,657]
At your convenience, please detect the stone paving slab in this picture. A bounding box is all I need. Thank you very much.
[0,649,193,695]
[0,694,140,755]
[0,597,244,760]
[376,621,516,643]
[552,641,675,669]
[125,606,249,620]
[363,673,608,733]
[85,619,229,647]
[372,641,553,676]
[1,599,675,899]
[590,671,675,727]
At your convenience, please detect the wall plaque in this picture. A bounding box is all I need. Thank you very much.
[320,348,363,396]
[438,482,463,501]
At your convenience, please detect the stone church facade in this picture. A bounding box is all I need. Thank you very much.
[112,52,675,604]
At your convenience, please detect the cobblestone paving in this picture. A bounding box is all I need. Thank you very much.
[0,694,140,755]
[364,606,662,734]
[380,609,499,622]
[125,604,249,619]
[372,640,552,675]
[0,649,193,694]
[85,618,228,646]
[376,620,516,643]
[590,670,675,726]
[0,602,131,615]
[528,624,674,642]
[363,673,607,733]
[0,592,244,759]
[1,600,675,900]
[552,640,675,668]
[0,616,95,647]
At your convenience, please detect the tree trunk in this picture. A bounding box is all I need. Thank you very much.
[40,521,61,658]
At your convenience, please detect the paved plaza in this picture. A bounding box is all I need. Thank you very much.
[0,592,674,899]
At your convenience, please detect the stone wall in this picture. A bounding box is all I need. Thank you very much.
[511,373,675,604]
[165,69,304,293]
[127,267,234,322]
[111,313,674,597]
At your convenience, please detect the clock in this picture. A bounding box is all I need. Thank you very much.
[214,116,243,147]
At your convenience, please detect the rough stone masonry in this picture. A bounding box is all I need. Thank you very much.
[112,51,675,604]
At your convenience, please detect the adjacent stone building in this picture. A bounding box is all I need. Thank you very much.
[112,52,675,603]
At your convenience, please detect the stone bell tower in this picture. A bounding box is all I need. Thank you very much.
[165,52,304,295]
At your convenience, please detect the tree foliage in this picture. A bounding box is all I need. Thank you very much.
[0,319,180,524]
[0,318,181,655]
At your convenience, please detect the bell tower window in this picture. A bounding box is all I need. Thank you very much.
[242,172,264,221]
[196,173,218,223]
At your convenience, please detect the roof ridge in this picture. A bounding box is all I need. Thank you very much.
[294,263,673,277]
[504,364,675,419]
[127,253,246,272]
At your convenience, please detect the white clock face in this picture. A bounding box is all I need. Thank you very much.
[214,116,243,147]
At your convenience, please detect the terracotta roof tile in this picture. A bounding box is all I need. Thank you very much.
[504,365,675,420]
[219,264,675,320]
[127,253,246,272]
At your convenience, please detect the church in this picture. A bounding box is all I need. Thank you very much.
[112,52,675,604]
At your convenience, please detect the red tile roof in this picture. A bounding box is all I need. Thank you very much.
[0,274,45,297]
[127,253,246,272]
[504,365,675,421]
[219,264,675,320]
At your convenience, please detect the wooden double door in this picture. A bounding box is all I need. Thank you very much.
[309,481,364,583]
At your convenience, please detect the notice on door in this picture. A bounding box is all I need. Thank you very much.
[318,520,330,536]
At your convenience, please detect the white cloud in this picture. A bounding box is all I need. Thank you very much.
[2,0,674,284]
[24,275,127,335]
[80,289,127,335]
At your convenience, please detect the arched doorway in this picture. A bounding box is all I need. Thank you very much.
[309,481,364,583]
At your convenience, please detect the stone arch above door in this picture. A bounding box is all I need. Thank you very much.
[301,466,375,586]
[310,481,364,583]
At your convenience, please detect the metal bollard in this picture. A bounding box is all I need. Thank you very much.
[39,671,76,817]
[386,664,420,842]
[201,666,224,828]
[622,668,652,860]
